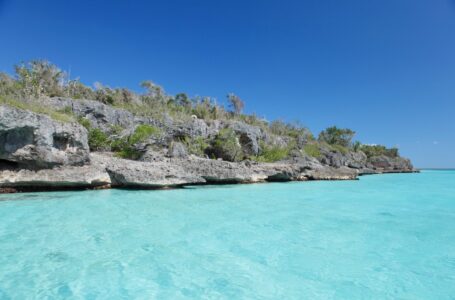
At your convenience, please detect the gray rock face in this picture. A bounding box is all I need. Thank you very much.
[178,157,264,183]
[367,155,414,172]
[0,98,417,192]
[0,164,111,190]
[225,121,263,156]
[0,105,90,169]
[41,97,138,131]
[345,151,368,169]
[167,142,187,158]
[91,153,205,188]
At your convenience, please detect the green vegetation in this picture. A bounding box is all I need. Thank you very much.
[0,96,75,123]
[211,128,243,162]
[111,125,161,159]
[112,140,142,160]
[129,125,161,144]
[254,142,291,162]
[303,143,322,158]
[360,144,399,158]
[77,117,91,129]
[269,120,313,140]
[318,126,355,148]
[88,128,110,151]
[183,136,209,157]
[0,60,405,163]
[326,143,349,154]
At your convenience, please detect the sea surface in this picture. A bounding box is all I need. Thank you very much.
[0,170,454,299]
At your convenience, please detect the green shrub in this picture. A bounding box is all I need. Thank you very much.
[328,143,349,154]
[57,106,73,115]
[254,144,290,162]
[14,60,66,98]
[318,126,355,147]
[129,124,161,144]
[110,124,124,135]
[88,128,110,151]
[303,143,321,158]
[109,137,139,159]
[352,141,361,152]
[110,125,160,159]
[211,128,242,162]
[0,97,75,123]
[183,136,209,157]
[77,117,91,129]
[360,144,399,158]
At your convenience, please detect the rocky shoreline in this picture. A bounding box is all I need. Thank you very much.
[0,98,417,194]
[0,152,417,194]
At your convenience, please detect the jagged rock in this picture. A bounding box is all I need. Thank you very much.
[305,166,358,180]
[0,164,111,191]
[0,105,90,169]
[177,157,266,183]
[263,132,291,148]
[91,153,205,188]
[0,98,418,193]
[345,151,368,169]
[367,155,414,172]
[41,97,138,131]
[167,142,187,158]
[319,149,346,168]
[226,121,263,156]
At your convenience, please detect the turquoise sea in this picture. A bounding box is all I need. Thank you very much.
[0,170,454,299]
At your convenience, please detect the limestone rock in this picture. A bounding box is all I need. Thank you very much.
[91,153,205,188]
[167,142,188,158]
[0,105,90,169]
[0,164,110,191]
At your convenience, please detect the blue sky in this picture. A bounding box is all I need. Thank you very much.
[0,0,454,168]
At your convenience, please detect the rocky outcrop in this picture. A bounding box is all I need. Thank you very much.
[0,163,111,191]
[0,99,418,193]
[226,121,263,156]
[367,155,414,173]
[91,153,205,188]
[0,105,90,169]
[41,97,139,132]
[167,142,188,158]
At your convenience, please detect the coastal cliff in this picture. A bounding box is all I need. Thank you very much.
[0,61,416,193]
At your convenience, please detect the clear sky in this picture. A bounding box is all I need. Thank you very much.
[0,0,454,168]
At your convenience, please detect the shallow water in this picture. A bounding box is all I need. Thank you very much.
[0,171,454,299]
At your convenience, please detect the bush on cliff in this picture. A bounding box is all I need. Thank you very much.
[303,143,322,158]
[318,126,355,148]
[111,125,162,159]
[0,96,75,123]
[360,144,399,158]
[129,125,161,144]
[88,128,111,151]
[182,136,210,157]
[254,142,291,162]
[210,128,243,162]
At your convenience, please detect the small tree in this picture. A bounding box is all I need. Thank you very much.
[318,126,355,147]
[141,80,166,103]
[175,93,191,107]
[211,128,242,162]
[14,60,66,98]
[227,93,244,115]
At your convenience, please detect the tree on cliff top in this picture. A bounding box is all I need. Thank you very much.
[227,93,244,115]
[318,126,355,148]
